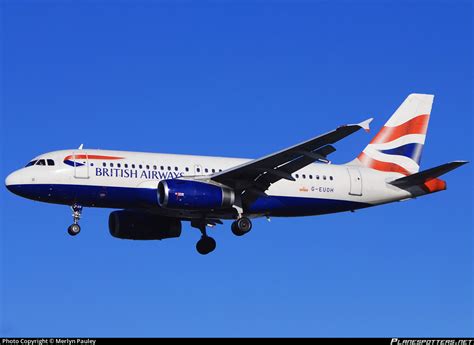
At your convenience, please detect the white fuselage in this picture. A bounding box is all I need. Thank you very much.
[5,149,414,220]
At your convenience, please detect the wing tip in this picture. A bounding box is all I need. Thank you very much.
[452,160,469,166]
[358,118,373,133]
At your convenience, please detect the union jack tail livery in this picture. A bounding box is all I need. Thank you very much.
[356,93,433,176]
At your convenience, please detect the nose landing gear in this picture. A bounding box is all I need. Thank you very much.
[67,204,83,236]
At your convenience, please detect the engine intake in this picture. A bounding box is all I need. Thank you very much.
[158,179,235,210]
[109,210,181,240]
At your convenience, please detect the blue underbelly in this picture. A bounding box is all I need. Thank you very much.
[248,195,369,216]
[7,184,370,216]
[7,184,158,209]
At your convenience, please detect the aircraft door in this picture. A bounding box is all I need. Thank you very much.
[347,167,362,196]
[73,152,89,179]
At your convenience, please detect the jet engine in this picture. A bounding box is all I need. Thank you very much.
[157,179,235,210]
[108,210,181,240]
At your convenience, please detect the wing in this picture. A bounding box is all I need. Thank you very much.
[211,118,373,202]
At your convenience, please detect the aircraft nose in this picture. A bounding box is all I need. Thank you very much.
[5,170,22,194]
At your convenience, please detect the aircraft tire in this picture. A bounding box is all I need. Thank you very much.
[236,217,252,233]
[196,236,216,255]
[231,221,245,236]
[68,224,81,236]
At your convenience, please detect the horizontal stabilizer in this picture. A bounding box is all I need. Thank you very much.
[389,161,468,188]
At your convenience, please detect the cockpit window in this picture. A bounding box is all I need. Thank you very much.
[25,159,54,167]
[25,160,37,167]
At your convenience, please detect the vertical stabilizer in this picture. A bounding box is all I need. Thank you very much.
[352,93,434,175]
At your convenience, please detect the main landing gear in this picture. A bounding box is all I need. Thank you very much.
[231,217,252,237]
[67,204,83,236]
[191,216,253,255]
[191,220,216,255]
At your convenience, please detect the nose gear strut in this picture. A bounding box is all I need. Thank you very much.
[67,204,83,236]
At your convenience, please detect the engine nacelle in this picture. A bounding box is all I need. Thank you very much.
[157,179,235,210]
[109,210,181,240]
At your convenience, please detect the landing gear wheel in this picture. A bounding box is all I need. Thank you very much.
[68,204,83,237]
[231,221,245,236]
[237,217,252,232]
[196,236,216,255]
[68,223,81,236]
[232,217,252,236]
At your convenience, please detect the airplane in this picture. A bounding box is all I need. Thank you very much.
[5,94,467,255]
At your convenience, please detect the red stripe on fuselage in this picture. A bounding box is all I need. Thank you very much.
[370,114,430,144]
[358,152,411,175]
[64,155,124,161]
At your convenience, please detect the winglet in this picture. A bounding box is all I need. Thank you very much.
[358,118,373,133]
[78,144,84,150]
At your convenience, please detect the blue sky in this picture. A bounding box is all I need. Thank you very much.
[1,0,472,337]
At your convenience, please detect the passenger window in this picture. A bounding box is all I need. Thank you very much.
[323,175,326,180]
[153,165,157,170]
[197,168,201,173]
[90,163,94,167]
[316,175,320,180]
[295,174,299,179]
[185,167,189,172]
[117,163,121,168]
[302,174,306,179]
[103,162,106,167]
[167,166,171,171]
[205,168,209,173]
[37,159,46,166]
[175,166,178,171]
[212,169,215,173]
[219,169,222,172]
[309,175,313,179]
[139,165,143,169]
[330,176,333,181]
[160,166,164,170]
[25,160,38,167]
[124,164,128,168]
[47,159,55,166]
[146,165,150,170]
[132,164,135,169]
[110,163,114,167]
